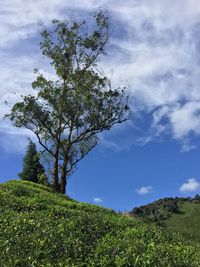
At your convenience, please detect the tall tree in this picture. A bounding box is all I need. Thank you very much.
[6,10,131,194]
[19,140,46,184]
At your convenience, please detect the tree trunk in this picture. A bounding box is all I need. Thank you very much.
[60,157,67,194]
[52,144,59,192]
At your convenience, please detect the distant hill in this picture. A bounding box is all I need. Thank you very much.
[130,196,200,242]
[1,181,200,266]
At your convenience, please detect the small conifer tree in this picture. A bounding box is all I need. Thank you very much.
[19,140,47,184]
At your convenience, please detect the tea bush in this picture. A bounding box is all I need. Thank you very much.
[0,180,200,266]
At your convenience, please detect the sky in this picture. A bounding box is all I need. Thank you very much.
[1,0,200,211]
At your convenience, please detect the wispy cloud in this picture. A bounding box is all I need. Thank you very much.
[179,178,200,193]
[149,102,200,151]
[136,186,153,195]
[103,0,200,151]
[93,197,104,204]
[1,1,200,152]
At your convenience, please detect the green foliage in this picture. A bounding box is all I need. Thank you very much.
[18,141,46,184]
[166,201,200,243]
[0,180,200,266]
[38,172,49,186]
[130,197,200,243]
[6,10,130,193]
[130,197,190,224]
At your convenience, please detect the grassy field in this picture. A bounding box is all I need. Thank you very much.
[1,180,200,266]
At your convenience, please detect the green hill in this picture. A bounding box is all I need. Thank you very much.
[130,197,200,243]
[1,181,200,266]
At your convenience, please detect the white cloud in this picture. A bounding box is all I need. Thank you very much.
[170,103,200,139]
[102,0,200,150]
[93,197,104,204]
[2,0,200,152]
[136,186,153,195]
[149,102,200,151]
[0,0,102,151]
[180,140,197,153]
[179,178,200,193]
[0,134,29,154]
[0,120,37,154]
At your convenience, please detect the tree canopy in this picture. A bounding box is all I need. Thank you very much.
[6,10,130,194]
[19,140,46,184]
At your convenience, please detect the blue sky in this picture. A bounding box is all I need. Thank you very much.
[1,0,200,210]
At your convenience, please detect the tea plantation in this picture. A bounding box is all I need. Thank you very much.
[1,180,200,266]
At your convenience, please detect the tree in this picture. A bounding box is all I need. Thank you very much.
[19,140,46,184]
[6,10,131,194]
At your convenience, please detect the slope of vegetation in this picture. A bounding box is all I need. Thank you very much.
[1,181,200,266]
[166,201,200,242]
[130,197,200,243]
[130,198,182,224]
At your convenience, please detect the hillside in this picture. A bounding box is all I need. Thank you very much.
[1,181,200,266]
[130,197,200,243]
